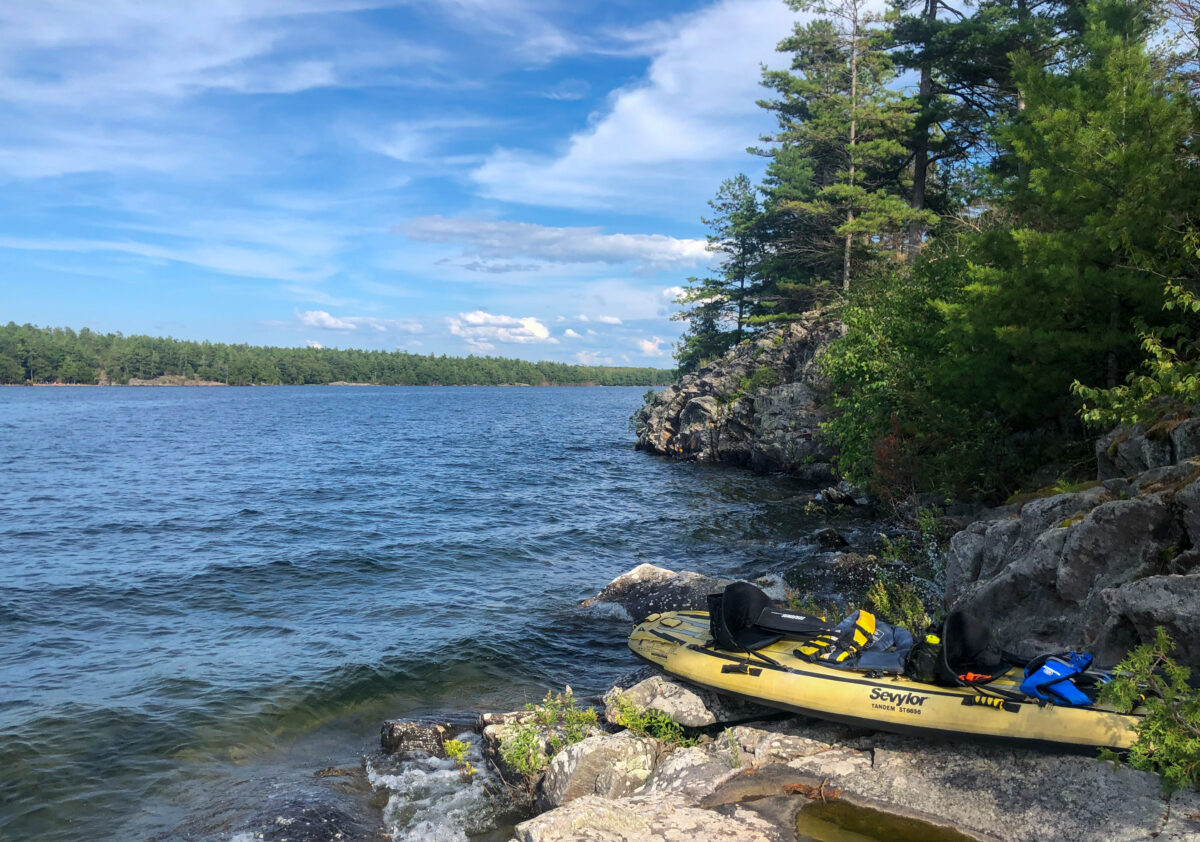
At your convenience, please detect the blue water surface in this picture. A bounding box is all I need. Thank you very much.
[0,386,828,840]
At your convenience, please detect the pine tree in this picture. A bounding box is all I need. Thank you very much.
[757,1,932,294]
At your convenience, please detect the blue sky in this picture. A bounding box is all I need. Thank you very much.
[0,0,805,365]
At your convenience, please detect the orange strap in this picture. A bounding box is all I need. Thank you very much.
[959,672,992,683]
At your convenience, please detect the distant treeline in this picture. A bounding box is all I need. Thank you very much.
[0,323,675,386]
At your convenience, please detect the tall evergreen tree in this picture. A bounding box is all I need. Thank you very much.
[757,1,932,293]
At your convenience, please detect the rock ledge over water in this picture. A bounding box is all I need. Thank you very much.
[634,317,842,479]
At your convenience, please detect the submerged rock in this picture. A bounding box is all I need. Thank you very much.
[379,720,453,758]
[241,797,373,842]
[634,318,843,477]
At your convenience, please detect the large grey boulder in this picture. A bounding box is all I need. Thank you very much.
[536,731,659,812]
[513,792,785,842]
[604,675,778,729]
[1102,573,1200,668]
[580,563,728,622]
[945,461,1200,667]
[635,318,842,477]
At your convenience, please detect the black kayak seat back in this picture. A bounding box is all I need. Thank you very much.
[939,608,1011,684]
[708,581,832,652]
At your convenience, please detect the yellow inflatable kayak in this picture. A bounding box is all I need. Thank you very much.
[628,610,1141,750]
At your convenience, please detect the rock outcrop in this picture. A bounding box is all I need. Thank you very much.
[506,682,1197,842]
[946,457,1200,669]
[634,318,843,478]
[1096,413,1200,479]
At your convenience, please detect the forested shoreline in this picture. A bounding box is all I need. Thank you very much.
[672,0,1200,499]
[0,323,673,386]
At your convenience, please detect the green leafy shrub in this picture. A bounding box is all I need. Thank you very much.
[610,693,698,747]
[498,688,599,790]
[1100,628,1200,791]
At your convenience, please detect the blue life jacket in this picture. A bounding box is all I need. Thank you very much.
[1020,652,1111,706]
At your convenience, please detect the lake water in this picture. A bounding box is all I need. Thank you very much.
[0,386,848,841]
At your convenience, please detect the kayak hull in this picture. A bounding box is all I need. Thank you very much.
[628,610,1140,751]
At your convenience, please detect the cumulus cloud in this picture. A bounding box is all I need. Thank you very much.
[295,309,422,333]
[636,336,668,356]
[447,310,557,351]
[563,328,582,339]
[400,216,707,270]
[298,309,357,330]
[306,340,324,349]
[470,0,799,210]
[575,314,623,325]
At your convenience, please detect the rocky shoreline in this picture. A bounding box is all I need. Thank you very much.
[370,563,1200,841]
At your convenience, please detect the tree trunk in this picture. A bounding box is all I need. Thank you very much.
[844,0,859,293]
[907,0,937,261]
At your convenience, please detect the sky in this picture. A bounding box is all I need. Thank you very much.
[0,0,807,366]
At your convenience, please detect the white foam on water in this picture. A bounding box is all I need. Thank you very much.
[366,732,513,842]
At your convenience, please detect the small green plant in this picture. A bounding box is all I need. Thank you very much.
[865,580,930,636]
[499,688,598,790]
[1100,628,1200,791]
[610,693,698,747]
[721,727,743,768]
[737,365,781,394]
[443,738,477,781]
[803,499,829,517]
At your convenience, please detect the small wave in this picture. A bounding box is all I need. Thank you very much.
[367,735,517,842]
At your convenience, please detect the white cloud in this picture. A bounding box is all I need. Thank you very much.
[542,79,590,100]
[471,0,798,210]
[297,309,357,330]
[594,315,622,325]
[575,350,614,365]
[0,235,334,283]
[636,336,668,356]
[295,309,422,332]
[400,216,707,269]
[563,328,581,339]
[306,340,324,348]
[447,310,557,351]
[357,115,495,164]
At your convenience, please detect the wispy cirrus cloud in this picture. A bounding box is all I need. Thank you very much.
[296,309,422,332]
[470,0,797,212]
[399,216,707,270]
